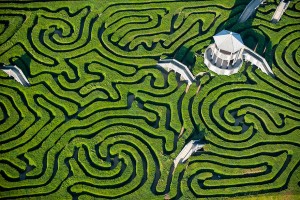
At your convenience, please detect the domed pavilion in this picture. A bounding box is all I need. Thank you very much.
[204,29,274,76]
[204,30,245,75]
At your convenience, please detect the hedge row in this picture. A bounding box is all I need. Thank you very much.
[0,0,299,199]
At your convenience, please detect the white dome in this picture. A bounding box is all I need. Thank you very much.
[213,30,244,53]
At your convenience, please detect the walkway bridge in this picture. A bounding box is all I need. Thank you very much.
[238,0,265,23]
[0,65,30,86]
[173,140,205,169]
[271,0,290,23]
[243,47,274,76]
[157,59,195,85]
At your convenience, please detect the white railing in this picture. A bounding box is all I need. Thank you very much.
[243,47,274,76]
[1,65,30,86]
[204,45,243,76]
[204,44,273,76]
[173,140,205,168]
[157,59,195,85]
[271,0,290,23]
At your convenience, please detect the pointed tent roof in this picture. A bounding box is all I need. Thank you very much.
[213,30,244,53]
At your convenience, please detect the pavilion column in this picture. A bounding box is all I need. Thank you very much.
[233,50,240,65]
[213,45,218,58]
[238,49,242,61]
[211,46,215,59]
[233,55,237,65]
[229,52,232,62]
[214,47,220,64]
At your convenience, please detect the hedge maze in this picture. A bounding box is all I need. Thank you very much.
[0,0,299,199]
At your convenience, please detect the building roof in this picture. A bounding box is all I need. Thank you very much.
[213,30,244,53]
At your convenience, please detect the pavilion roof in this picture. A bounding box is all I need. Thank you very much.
[213,30,244,53]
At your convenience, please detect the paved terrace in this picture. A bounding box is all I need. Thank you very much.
[0,65,30,86]
[157,59,195,85]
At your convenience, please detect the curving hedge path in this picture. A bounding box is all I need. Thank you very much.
[0,0,299,199]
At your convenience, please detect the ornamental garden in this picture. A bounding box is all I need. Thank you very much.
[0,0,299,199]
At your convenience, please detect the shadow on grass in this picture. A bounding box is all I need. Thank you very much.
[218,0,274,74]
[11,53,31,77]
[186,124,207,143]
